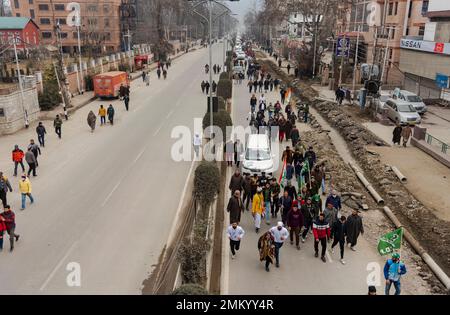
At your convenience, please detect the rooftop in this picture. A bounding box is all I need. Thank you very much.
[0,17,37,30]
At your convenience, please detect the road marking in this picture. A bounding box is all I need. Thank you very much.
[166,158,196,247]
[166,109,174,119]
[153,124,164,137]
[133,147,147,164]
[39,241,78,291]
[326,248,333,263]
[101,181,121,207]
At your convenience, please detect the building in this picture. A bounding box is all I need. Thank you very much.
[335,0,430,86]
[399,0,450,99]
[10,0,122,54]
[0,16,40,51]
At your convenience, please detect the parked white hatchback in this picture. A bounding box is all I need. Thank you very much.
[384,99,422,125]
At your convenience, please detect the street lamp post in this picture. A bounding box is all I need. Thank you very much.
[12,36,28,128]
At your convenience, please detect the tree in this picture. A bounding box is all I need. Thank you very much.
[38,64,62,110]
[171,283,209,295]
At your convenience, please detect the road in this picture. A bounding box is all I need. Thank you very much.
[223,66,429,295]
[0,43,225,294]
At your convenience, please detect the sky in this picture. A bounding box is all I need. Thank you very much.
[226,0,261,31]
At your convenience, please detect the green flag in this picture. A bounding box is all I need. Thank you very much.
[377,228,403,256]
[302,160,309,173]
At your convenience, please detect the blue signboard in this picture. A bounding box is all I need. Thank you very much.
[436,73,449,89]
[336,37,350,57]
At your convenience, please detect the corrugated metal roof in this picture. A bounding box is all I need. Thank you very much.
[0,17,33,30]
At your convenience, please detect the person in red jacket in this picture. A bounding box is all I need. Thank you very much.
[313,212,331,263]
[12,145,25,177]
[287,200,304,250]
[0,214,7,251]
[0,205,20,252]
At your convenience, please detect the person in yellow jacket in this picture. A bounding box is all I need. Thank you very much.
[19,174,34,210]
[98,105,107,126]
[252,187,265,233]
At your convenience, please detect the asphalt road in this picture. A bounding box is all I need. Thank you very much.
[0,43,225,294]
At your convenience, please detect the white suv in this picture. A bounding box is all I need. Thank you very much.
[241,134,275,176]
[394,90,427,114]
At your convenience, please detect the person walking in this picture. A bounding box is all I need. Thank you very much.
[1,205,20,252]
[12,145,25,177]
[313,212,331,262]
[323,202,339,228]
[229,169,244,195]
[53,115,63,139]
[278,58,282,68]
[384,253,407,295]
[201,81,206,93]
[290,126,300,148]
[247,80,253,93]
[212,80,217,94]
[401,124,412,147]
[98,105,106,126]
[258,231,275,272]
[107,104,115,125]
[225,139,234,167]
[19,174,34,210]
[250,94,257,113]
[262,182,272,225]
[28,139,41,167]
[346,209,364,251]
[205,81,210,95]
[36,122,47,147]
[87,111,97,133]
[0,172,13,208]
[227,222,245,259]
[392,123,402,145]
[0,213,6,251]
[270,178,281,218]
[287,64,291,74]
[252,187,264,233]
[124,95,130,111]
[269,222,289,268]
[156,68,161,79]
[242,174,252,211]
[301,197,319,242]
[303,103,310,123]
[145,72,150,86]
[25,148,37,177]
[227,190,244,225]
[193,133,202,158]
[331,215,347,264]
[287,200,304,250]
[234,139,243,167]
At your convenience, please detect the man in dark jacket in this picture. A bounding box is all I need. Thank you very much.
[301,197,319,242]
[280,191,292,226]
[270,178,281,218]
[331,215,347,264]
[229,169,244,195]
[242,174,252,211]
[284,180,297,201]
[227,190,244,224]
[287,200,304,250]
[281,146,294,164]
[107,104,115,125]
[304,146,317,169]
[346,209,364,251]
[53,115,63,139]
[290,126,300,147]
[313,212,331,262]
[28,139,41,167]
[0,172,13,208]
[326,189,342,211]
[25,149,37,177]
[1,205,20,252]
[36,122,47,147]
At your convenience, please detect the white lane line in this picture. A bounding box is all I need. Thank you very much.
[166,109,174,119]
[153,124,164,137]
[39,241,78,291]
[133,147,147,164]
[326,248,334,263]
[101,181,121,207]
[166,158,196,247]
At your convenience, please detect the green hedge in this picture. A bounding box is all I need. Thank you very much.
[171,283,209,295]
[217,79,232,100]
[218,96,226,111]
[202,110,232,142]
[219,72,230,81]
[194,161,221,207]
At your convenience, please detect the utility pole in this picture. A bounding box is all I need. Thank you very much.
[12,35,28,128]
[77,25,84,94]
[352,25,361,99]
[338,35,346,87]
[123,29,133,73]
[209,0,213,139]
[312,17,318,79]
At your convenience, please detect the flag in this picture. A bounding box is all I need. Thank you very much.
[285,88,292,104]
[301,159,310,174]
[377,228,403,256]
[279,158,287,189]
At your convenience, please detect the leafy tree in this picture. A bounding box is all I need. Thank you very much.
[171,283,208,295]
[38,64,62,111]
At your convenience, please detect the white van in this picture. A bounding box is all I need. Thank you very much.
[241,134,275,175]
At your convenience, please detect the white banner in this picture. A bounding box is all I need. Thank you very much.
[400,38,450,56]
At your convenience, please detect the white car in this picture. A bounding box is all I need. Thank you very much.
[376,91,392,113]
[394,90,427,114]
[384,99,422,125]
[241,134,275,176]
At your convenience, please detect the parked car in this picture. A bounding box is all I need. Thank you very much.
[232,65,244,75]
[375,90,392,113]
[241,134,275,176]
[384,99,422,125]
[393,90,427,114]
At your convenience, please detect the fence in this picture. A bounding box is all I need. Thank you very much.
[425,133,449,155]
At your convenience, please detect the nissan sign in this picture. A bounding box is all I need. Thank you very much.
[400,39,450,55]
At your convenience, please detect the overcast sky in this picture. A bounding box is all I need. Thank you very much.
[226,0,261,31]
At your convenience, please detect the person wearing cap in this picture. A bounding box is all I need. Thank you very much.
[0,205,20,252]
[384,253,407,295]
[326,189,342,211]
[269,222,289,268]
[301,197,319,242]
[227,190,244,225]
[287,200,304,250]
[12,145,25,177]
[346,209,364,251]
[313,212,331,262]
[331,215,347,264]
[252,187,265,233]
[227,222,245,259]
[193,133,202,158]
[19,174,34,210]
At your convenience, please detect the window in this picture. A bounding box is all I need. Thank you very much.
[30,9,35,19]
[422,0,429,16]
[103,4,110,13]
[42,32,52,38]
[389,48,393,60]
[88,18,98,26]
[54,4,65,11]
[40,18,51,25]
[15,13,20,17]
[29,0,33,4]
[104,32,111,41]
[388,2,393,15]
[87,4,98,12]
[60,32,68,39]
[57,18,67,25]
[418,25,425,36]
[104,18,110,27]
[14,0,19,8]
[394,2,398,15]
[38,4,49,10]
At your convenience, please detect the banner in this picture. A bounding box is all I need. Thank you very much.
[377,228,403,256]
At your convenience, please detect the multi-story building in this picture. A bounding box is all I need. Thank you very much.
[0,17,40,51]
[399,0,450,98]
[10,0,122,54]
[336,0,430,86]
